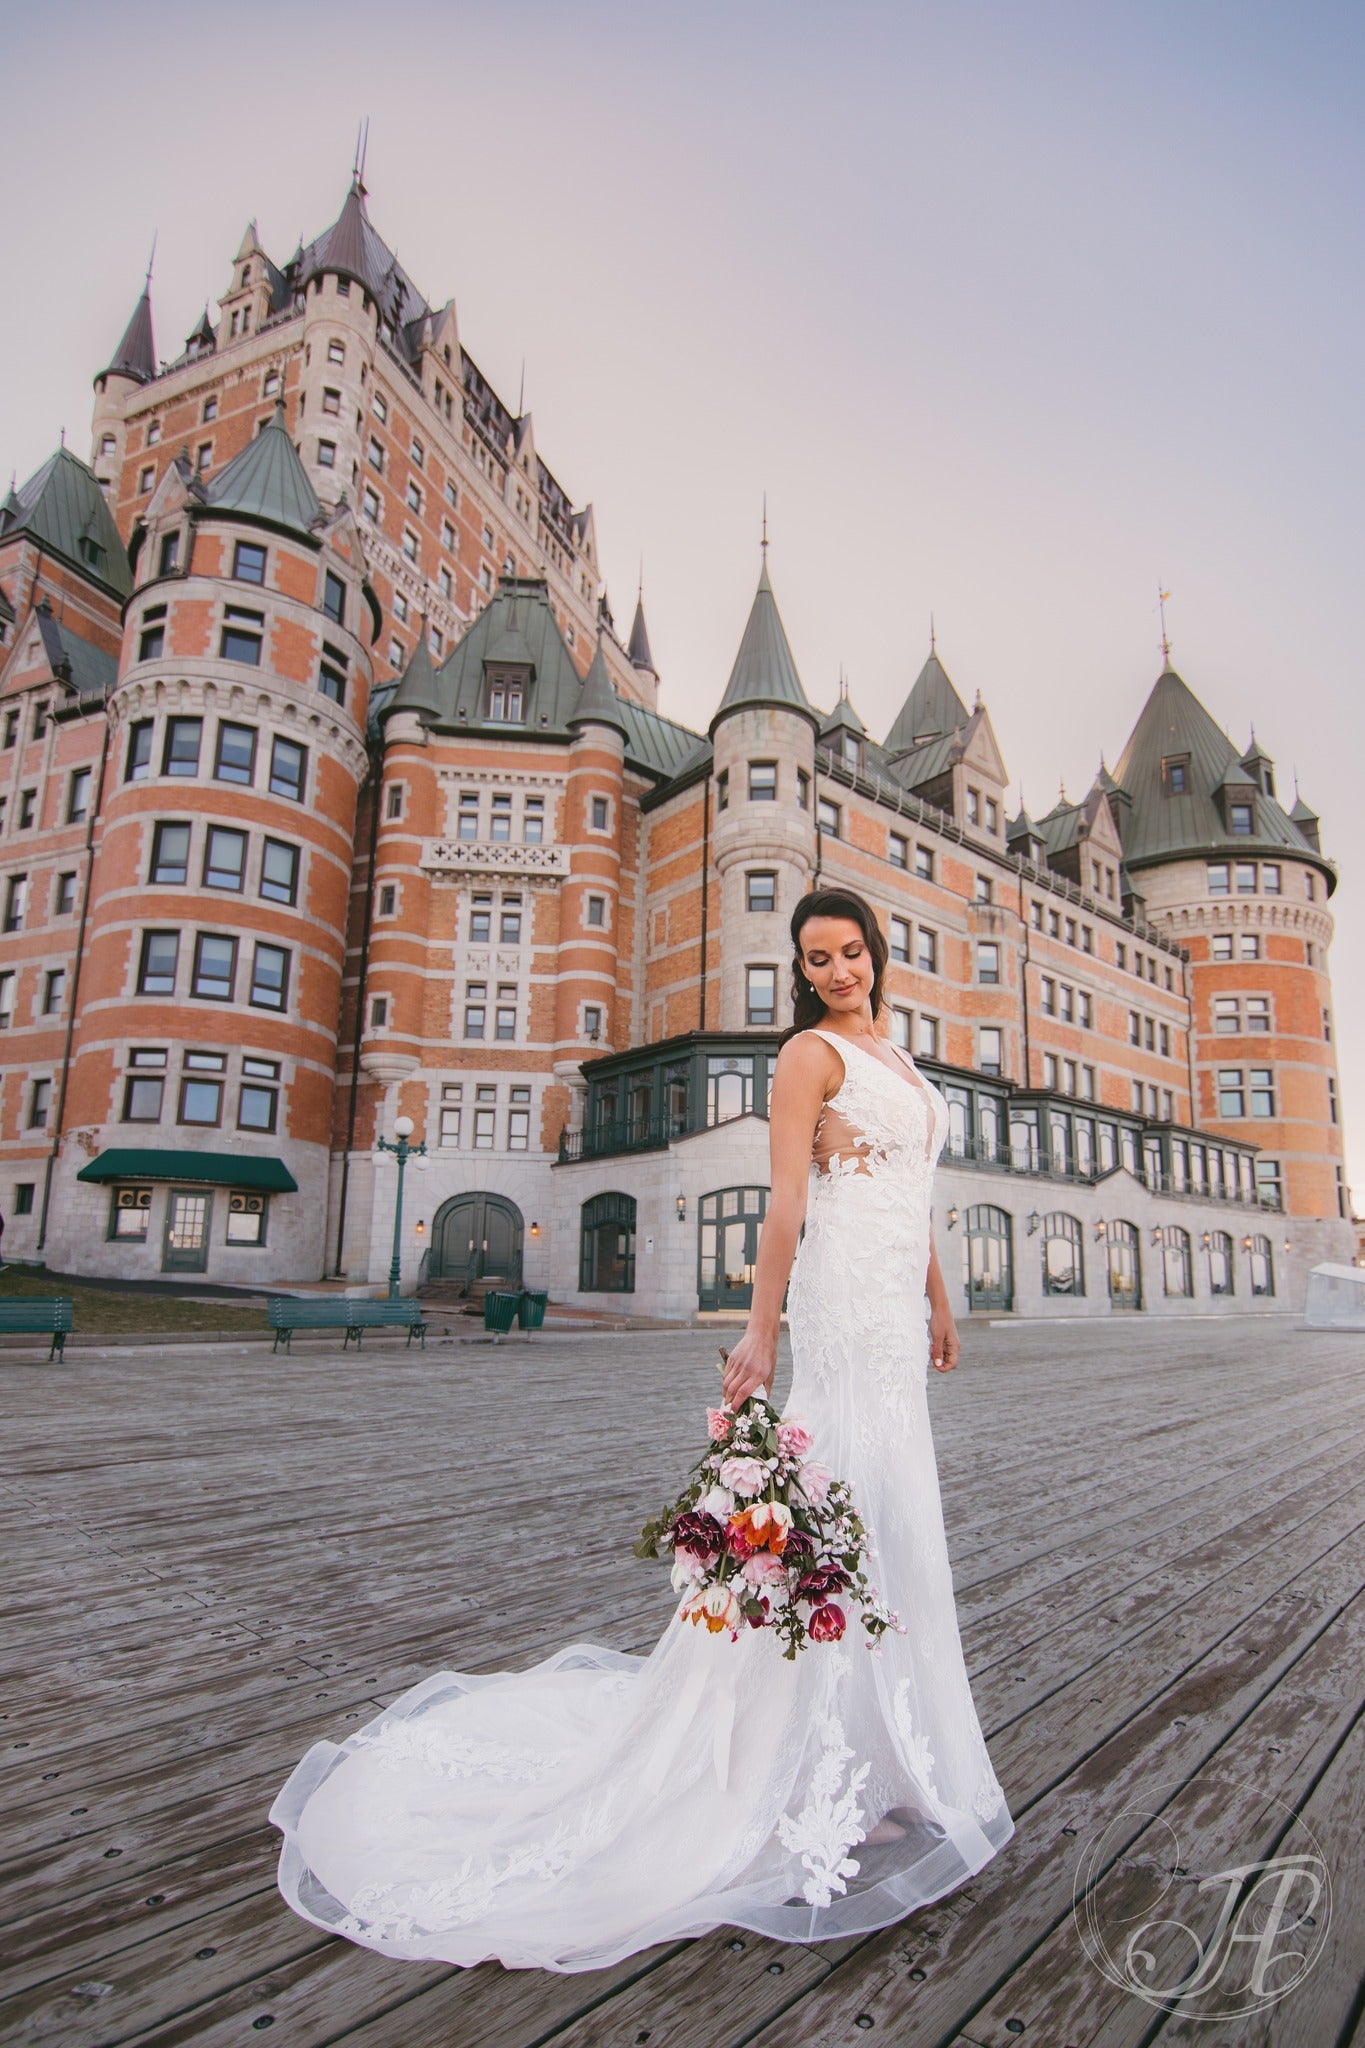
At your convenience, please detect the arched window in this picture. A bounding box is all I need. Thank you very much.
[1104,1220,1142,1310]
[1041,1213,1084,1297]
[698,1186,769,1311]
[1160,1225,1193,1298]
[964,1205,1013,1311]
[579,1193,636,1293]
[1207,1229,1234,1296]
[1248,1233,1274,1297]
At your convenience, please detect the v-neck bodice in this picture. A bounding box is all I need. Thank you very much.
[805,1026,947,1180]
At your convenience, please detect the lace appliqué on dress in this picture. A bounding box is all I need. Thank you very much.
[352,1717,558,1783]
[776,1711,871,1908]
[892,1678,937,1792]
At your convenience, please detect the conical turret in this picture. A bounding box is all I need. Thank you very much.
[709,559,814,735]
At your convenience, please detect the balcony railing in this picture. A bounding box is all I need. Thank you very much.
[558,1114,684,1163]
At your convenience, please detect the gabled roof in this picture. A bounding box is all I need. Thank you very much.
[33,604,118,702]
[1289,793,1319,827]
[883,648,969,756]
[201,405,323,540]
[1112,665,1332,883]
[415,576,588,732]
[818,692,866,739]
[627,592,655,671]
[0,446,132,599]
[1034,795,1084,857]
[100,281,156,385]
[567,639,628,739]
[710,560,814,733]
[614,697,704,781]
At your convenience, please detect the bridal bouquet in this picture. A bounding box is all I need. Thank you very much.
[634,1373,899,1658]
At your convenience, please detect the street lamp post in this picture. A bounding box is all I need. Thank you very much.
[375,1114,427,1299]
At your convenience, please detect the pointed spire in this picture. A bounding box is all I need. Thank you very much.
[568,633,628,738]
[99,267,157,386]
[384,619,441,724]
[710,555,814,735]
[627,581,655,673]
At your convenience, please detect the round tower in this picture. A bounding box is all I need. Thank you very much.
[554,638,627,1056]
[90,270,157,496]
[51,411,373,1282]
[294,179,382,506]
[708,558,818,1032]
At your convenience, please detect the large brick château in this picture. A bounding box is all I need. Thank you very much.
[0,177,1352,1316]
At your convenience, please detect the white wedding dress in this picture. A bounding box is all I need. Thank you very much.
[271,1027,1014,1971]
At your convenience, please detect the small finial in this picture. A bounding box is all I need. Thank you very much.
[1157,583,1171,665]
[353,117,370,194]
[518,358,525,418]
[929,611,936,654]
[146,232,157,289]
[974,687,983,710]
[760,494,768,559]
[59,425,66,449]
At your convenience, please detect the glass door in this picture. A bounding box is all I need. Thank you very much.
[163,1188,211,1273]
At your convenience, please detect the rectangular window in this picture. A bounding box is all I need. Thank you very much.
[2,708,16,749]
[748,760,777,801]
[500,899,522,943]
[1060,984,1074,1024]
[1207,863,1230,895]
[369,996,388,1028]
[1144,1017,1155,1051]
[18,788,35,830]
[917,1014,939,1060]
[164,717,203,777]
[386,784,404,821]
[1128,1008,1140,1045]
[978,941,1000,984]
[150,821,191,884]
[889,832,907,870]
[122,1070,165,1121]
[1249,1067,1275,1118]
[1159,1022,1171,1057]
[1217,1069,1245,1118]
[975,875,993,905]
[1213,996,1240,1034]
[249,942,289,1010]
[214,722,257,785]
[220,605,264,665]
[495,985,517,1040]
[225,1192,267,1243]
[26,1077,50,1129]
[469,895,491,943]
[260,838,299,906]
[464,982,486,1039]
[746,964,777,1026]
[1235,862,1257,893]
[178,1075,223,1125]
[979,1026,1003,1075]
[368,435,384,471]
[269,737,307,801]
[508,1108,530,1150]
[321,386,342,416]
[1043,1053,1059,1090]
[203,826,246,891]
[1078,990,1093,1029]
[1080,1064,1096,1100]
[2,874,24,932]
[1211,933,1233,961]
[406,479,422,513]
[138,619,165,663]
[747,871,776,914]
[586,895,606,928]
[914,845,934,883]
[796,769,810,810]
[319,646,346,703]
[238,1080,279,1132]
[55,872,76,915]
[1042,978,1058,1018]
[889,915,910,963]
[138,930,179,995]
[966,787,981,825]
[584,1004,603,1041]
[158,530,180,576]
[317,440,337,469]
[1229,802,1254,835]
[523,795,544,843]
[191,932,237,1001]
[716,770,729,812]
[489,792,512,840]
[1245,996,1270,1033]
[362,484,380,522]
[439,1102,461,1148]
[1115,941,1127,969]
[233,541,267,585]
[1262,863,1281,894]
[986,798,998,833]
[377,883,396,916]
[916,927,937,974]
[891,1007,911,1049]
[61,767,92,826]
[402,529,419,563]
[42,968,65,1014]
[322,571,346,626]
[1239,934,1261,961]
[590,794,609,831]
[817,796,840,836]
[473,1108,495,1149]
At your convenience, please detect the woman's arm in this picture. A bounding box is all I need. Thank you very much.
[719,1035,833,1408]
[926,1231,961,1372]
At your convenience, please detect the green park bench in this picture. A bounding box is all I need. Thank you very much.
[0,1298,74,1361]
[268,1296,427,1352]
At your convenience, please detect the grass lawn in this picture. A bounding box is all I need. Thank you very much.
[0,1266,268,1336]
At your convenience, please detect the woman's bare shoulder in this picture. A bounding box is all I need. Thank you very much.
[774,1029,842,1088]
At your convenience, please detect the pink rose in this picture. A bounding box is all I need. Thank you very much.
[808,1602,847,1643]
[800,1463,833,1505]
[706,1408,733,1443]
[741,1551,787,1587]
[777,1420,815,1458]
[718,1456,767,1498]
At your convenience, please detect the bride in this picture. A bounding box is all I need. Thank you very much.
[271,885,1014,1971]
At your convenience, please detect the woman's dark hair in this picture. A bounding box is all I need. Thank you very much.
[778,887,888,1044]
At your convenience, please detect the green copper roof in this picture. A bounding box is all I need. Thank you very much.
[627,592,655,671]
[710,560,814,732]
[818,693,866,739]
[76,1149,298,1191]
[419,577,590,733]
[202,405,323,540]
[384,631,441,722]
[0,446,132,599]
[883,648,969,756]
[1112,666,1331,885]
[34,605,118,701]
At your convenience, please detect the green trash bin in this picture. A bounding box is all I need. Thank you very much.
[517,1289,548,1331]
[483,1290,519,1333]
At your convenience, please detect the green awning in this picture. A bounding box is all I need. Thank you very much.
[75,1150,298,1193]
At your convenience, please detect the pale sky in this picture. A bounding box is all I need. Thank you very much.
[5,0,1362,1208]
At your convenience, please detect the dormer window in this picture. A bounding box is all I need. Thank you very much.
[1229,802,1254,836]
[486,663,529,722]
[838,732,860,772]
[1161,754,1190,795]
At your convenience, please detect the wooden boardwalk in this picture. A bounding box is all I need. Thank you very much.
[1,1316,1362,2047]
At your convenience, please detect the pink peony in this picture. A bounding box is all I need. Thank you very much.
[741,1550,788,1587]
[808,1602,847,1643]
[706,1408,733,1443]
[718,1456,768,1498]
[800,1463,833,1505]
[777,1420,815,1458]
